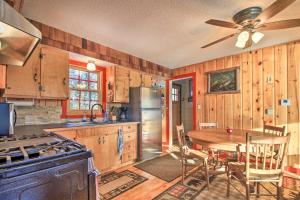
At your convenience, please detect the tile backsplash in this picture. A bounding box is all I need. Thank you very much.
[15,104,64,126]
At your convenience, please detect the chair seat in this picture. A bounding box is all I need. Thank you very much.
[228,162,281,181]
[189,149,209,159]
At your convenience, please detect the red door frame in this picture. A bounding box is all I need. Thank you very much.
[164,72,197,146]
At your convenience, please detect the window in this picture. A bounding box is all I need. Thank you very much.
[172,87,179,102]
[69,67,100,110]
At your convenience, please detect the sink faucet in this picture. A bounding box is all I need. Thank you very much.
[90,104,105,122]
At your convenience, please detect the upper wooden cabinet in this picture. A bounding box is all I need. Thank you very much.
[0,65,6,90]
[142,73,153,87]
[4,45,69,99]
[40,46,69,99]
[4,46,41,98]
[129,70,141,87]
[107,66,130,103]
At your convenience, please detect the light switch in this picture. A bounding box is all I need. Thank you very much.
[266,75,273,83]
[197,104,201,110]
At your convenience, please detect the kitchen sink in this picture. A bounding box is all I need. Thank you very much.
[64,120,121,127]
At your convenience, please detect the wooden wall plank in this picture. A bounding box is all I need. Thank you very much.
[252,49,263,130]
[287,42,300,156]
[262,47,275,125]
[274,44,288,128]
[232,54,242,129]
[241,51,252,130]
[216,58,225,128]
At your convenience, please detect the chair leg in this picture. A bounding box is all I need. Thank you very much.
[256,182,260,198]
[277,184,282,200]
[226,168,231,197]
[204,159,210,191]
[246,183,250,200]
[181,164,185,184]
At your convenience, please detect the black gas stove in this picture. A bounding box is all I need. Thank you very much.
[0,133,97,200]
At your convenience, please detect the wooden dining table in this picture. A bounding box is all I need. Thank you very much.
[187,128,266,153]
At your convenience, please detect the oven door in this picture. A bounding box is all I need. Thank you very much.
[88,157,100,200]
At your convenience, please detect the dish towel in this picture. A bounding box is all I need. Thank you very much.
[117,128,124,159]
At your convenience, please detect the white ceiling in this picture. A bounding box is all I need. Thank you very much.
[21,0,300,68]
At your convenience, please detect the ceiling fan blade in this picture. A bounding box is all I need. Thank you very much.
[255,0,296,24]
[257,19,300,30]
[205,19,239,29]
[201,33,236,48]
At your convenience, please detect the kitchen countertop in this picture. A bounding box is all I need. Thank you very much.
[14,121,140,136]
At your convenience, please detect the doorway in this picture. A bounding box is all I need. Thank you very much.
[171,78,194,146]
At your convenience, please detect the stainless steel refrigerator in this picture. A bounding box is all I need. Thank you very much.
[128,87,162,161]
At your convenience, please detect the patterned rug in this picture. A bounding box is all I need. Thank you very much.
[153,171,213,200]
[154,173,299,200]
[99,170,148,200]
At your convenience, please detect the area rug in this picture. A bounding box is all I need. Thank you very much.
[134,152,199,182]
[153,171,212,200]
[155,173,299,200]
[99,170,148,200]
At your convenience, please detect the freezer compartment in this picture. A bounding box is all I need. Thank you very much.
[141,87,161,109]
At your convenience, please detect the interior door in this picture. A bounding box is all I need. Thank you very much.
[172,84,181,142]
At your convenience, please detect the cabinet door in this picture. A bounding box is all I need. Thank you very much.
[114,67,129,102]
[129,70,141,87]
[142,74,152,88]
[106,133,121,167]
[0,65,6,89]
[40,46,69,99]
[4,46,41,98]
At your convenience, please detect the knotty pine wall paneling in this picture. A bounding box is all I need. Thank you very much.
[172,41,300,157]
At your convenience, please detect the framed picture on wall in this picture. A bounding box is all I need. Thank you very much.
[207,67,240,94]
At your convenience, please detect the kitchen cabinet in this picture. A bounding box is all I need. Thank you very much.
[53,123,138,172]
[40,46,69,99]
[4,46,41,98]
[129,70,141,87]
[0,65,6,89]
[4,45,69,99]
[107,66,130,103]
[142,73,153,88]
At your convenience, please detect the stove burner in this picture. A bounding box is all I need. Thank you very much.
[0,133,85,168]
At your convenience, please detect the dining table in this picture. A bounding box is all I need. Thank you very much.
[187,128,267,153]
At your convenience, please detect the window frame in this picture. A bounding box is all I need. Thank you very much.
[61,60,106,119]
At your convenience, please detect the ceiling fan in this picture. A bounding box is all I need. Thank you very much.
[202,0,300,49]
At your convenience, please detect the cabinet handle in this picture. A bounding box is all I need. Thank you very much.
[103,136,105,144]
[98,137,101,144]
[63,78,66,85]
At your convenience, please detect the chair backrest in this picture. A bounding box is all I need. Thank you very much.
[176,124,186,148]
[263,122,285,136]
[199,122,217,129]
[246,132,290,180]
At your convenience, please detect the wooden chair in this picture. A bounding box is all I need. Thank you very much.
[226,132,290,200]
[263,122,285,136]
[176,124,210,190]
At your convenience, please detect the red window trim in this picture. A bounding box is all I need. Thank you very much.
[61,59,107,119]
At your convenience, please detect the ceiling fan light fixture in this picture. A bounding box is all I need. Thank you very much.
[252,32,264,43]
[87,60,96,71]
[237,30,250,42]
[235,40,246,48]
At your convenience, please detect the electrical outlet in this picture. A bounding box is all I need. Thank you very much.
[265,108,273,115]
[197,104,201,110]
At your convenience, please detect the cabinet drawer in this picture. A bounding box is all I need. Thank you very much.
[123,140,136,153]
[123,132,137,142]
[123,124,137,133]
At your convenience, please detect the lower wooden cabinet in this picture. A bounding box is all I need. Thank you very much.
[53,123,138,172]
